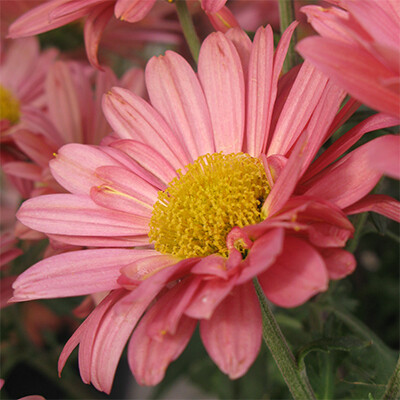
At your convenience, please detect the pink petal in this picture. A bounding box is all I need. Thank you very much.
[206,6,240,33]
[84,4,114,69]
[320,248,356,280]
[198,32,245,153]
[146,51,215,159]
[110,139,178,186]
[296,37,399,117]
[303,136,397,209]
[1,276,16,308]
[344,194,400,222]
[129,312,196,386]
[11,248,149,301]
[267,62,328,156]
[366,134,400,179]
[225,28,252,79]
[200,282,262,379]
[201,0,227,13]
[17,194,150,237]
[103,87,189,169]
[50,143,123,195]
[237,227,285,284]
[259,236,329,308]
[114,0,156,23]
[303,113,400,182]
[245,26,274,156]
[2,161,42,181]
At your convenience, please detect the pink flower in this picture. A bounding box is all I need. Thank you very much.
[8,0,229,68]
[13,25,400,392]
[296,0,400,117]
[2,60,145,199]
[0,38,57,137]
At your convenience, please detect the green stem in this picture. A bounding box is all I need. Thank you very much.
[253,279,316,400]
[346,212,369,253]
[382,355,400,400]
[278,0,297,73]
[175,0,201,64]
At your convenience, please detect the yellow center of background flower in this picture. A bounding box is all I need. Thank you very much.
[0,85,20,124]
[149,152,270,258]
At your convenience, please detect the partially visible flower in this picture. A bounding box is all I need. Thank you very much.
[0,38,58,137]
[8,0,230,68]
[12,25,400,393]
[297,0,400,117]
[2,60,146,199]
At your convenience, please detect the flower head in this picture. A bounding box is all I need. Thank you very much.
[13,25,400,392]
[296,0,400,117]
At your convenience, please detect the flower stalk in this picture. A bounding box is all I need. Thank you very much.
[253,278,316,399]
[278,0,298,73]
[175,0,201,64]
[382,355,400,400]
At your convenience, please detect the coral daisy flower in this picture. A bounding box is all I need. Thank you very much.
[296,0,400,117]
[13,25,400,392]
[0,38,57,136]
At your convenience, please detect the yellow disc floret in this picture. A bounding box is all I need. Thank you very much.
[0,85,20,125]
[149,152,270,258]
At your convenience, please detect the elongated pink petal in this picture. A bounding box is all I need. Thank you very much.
[297,37,400,117]
[1,276,16,308]
[245,26,274,156]
[198,32,245,153]
[11,249,151,301]
[303,136,398,209]
[190,254,228,279]
[7,0,80,38]
[259,237,329,307]
[262,131,308,217]
[48,233,149,248]
[237,227,284,284]
[2,161,42,181]
[17,194,150,236]
[50,143,123,195]
[114,0,156,22]
[200,283,262,379]
[344,194,400,222]
[225,28,252,79]
[320,248,356,280]
[267,62,328,156]
[146,51,215,159]
[129,312,196,386]
[110,139,178,186]
[84,4,113,69]
[303,113,400,182]
[103,87,189,169]
[206,6,239,33]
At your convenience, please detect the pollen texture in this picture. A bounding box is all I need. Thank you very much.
[149,152,270,258]
[0,85,20,124]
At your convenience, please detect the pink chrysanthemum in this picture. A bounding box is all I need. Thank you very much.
[297,0,400,117]
[0,38,57,136]
[8,0,231,68]
[13,25,400,392]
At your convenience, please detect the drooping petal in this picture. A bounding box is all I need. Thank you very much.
[200,283,262,379]
[296,37,399,117]
[344,194,400,222]
[320,248,356,280]
[114,0,156,23]
[129,310,196,386]
[259,236,329,308]
[201,0,227,13]
[84,4,114,69]
[198,32,245,153]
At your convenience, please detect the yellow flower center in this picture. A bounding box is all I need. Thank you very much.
[149,152,270,258]
[0,85,20,125]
